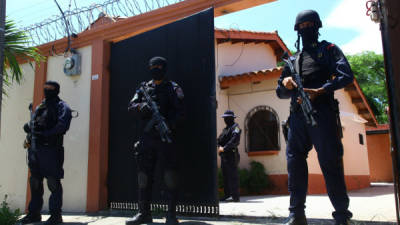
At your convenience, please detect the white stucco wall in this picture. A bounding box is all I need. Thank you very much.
[216,42,277,76]
[221,80,370,177]
[226,80,290,174]
[215,41,369,177]
[215,41,284,172]
[43,46,92,212]
[0,63,35,210]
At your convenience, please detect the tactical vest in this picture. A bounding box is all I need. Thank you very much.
[31,102,63,148]
[294,41,333,88]
[293,41,335,105]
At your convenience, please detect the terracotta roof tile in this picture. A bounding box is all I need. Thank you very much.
[219,67,283,89]
[366,124,390,131]
[219,66,378,127]
[219,67,283,81]
[215,28,290,54]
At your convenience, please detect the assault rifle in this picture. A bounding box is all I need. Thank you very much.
[281,52,317,127]
[140,84,172,143]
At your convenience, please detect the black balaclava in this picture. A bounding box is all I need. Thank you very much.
[224,117,235,127]
[44,80,60,100]
[149,56,167,81]
[294,10,322,51]
[299,26,319,49]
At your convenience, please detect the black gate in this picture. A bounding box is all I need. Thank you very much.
[108,8,217,215]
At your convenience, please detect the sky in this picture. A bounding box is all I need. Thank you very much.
[214,0,383,54]
[6,0,383,54]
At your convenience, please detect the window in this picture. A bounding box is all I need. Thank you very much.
[359,133,364,145]
[245,105,280,153]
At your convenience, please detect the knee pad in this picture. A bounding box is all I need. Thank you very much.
[30,176,42,190]
[47,177,61,192]
[137,172,148,189]
[164,171,178,190]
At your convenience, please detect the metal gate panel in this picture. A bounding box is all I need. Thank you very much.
[108,8,217,216]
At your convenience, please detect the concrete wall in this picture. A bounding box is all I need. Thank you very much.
[215,42,281,170]
[226,80,289,174]
[0,63,35,210]
[335,89,369,176]
[43,46,92,212]
[366,132,393,182]
[0,45,92,212]
[215,40,370,188]
[218,80,371,192]
[217,42,277,76]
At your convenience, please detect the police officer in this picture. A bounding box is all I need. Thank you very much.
[217,110,241,202]
[276,10,354,225]
[19,81,72,225]
[126,56,184,225]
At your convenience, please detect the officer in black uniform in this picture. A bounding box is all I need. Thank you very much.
[126,56,185,225]
[217,110,241,202]
[19,81,72,225]
[276,10,354,225]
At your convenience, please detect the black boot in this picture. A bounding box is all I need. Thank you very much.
[219,196,231,201]
[18,212,42,224]
[43,214,63,225]
[284,214,308,225]
[335,219,350,225]
[126,212,152,225]
[165,212,179,225]
[126,202,152,225]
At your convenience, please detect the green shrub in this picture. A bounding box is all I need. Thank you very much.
[238,168,250,194]
[217,161,271,196]
[0,195,21,225]
[217,168,225,198]
[217,168,224,189]
[247,161,271,194]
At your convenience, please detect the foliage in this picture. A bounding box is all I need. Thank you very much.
[347,51,388,123]
[238,168,250,192]
[217,168,224,189]
[3,19,44,94]
[0,195,21,225]
[277,50,297,67]
[246,161,270,194]
[218,161,271,196]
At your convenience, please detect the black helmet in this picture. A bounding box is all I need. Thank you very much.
[45,80,60,95]
[149,56,167,69]
[294,10,322,31]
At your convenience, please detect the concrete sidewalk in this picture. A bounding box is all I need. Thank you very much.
[220,182,397,222]
[22,183,397,225]
[24,215,396,225]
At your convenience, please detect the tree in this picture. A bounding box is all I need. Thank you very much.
[3,19,43,93]
[347,51,388,124]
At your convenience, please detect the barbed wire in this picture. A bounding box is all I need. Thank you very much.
[22,0,185,47]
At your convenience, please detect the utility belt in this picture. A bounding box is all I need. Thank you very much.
[288,97,343,139]
[290,94,333,112]
[221,148,239,154]
[32,135,63,149]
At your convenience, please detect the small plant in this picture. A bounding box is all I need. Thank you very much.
[238,168,250,195]
[218,161,271,196]
[247,161,270,194]
[217,168,224,189]
[217,168,225,198]
[0,195,21,225]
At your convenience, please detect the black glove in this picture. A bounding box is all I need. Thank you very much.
[23,123,31,133]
